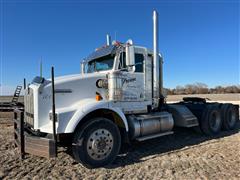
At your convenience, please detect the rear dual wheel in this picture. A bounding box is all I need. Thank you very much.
[220,104,238,130]
[200,104,238,136]
[200,104,222,135]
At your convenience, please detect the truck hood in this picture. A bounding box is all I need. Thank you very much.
[52,72,107,85]
[49,72,108,103]
[32,72,108,129]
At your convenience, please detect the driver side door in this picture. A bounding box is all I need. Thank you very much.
[118,48,146,103]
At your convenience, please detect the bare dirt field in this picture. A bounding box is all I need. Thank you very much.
[0,96,24,103]
[167,93,240,104]
[0,94,240,179]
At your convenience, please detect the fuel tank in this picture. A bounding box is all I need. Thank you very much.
[127,111,174,139]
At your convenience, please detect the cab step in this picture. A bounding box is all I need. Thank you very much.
[136,131,173,141]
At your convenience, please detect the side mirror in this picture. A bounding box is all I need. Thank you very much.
[126,45,135,66]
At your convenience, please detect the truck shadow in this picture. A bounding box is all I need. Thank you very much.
[106,121,240,169]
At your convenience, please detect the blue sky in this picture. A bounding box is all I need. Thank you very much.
[0,0,239,95]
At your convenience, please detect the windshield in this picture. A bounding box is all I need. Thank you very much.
[86,54,114,73]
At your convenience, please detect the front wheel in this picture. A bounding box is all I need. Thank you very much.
[72,118,121,168]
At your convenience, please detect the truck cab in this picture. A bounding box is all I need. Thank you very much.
[25,43,155,133]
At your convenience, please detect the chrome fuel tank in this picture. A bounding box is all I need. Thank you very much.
[128,111,174,139]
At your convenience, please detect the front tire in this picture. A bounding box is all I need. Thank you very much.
[72,118,121,168]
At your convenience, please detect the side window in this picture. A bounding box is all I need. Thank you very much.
[118,52,126,69]
[86,61,95,73]
[135,53,144,72]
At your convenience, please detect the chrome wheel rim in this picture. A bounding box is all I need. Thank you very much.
[87,129,113,160]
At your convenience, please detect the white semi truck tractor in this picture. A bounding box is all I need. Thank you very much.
[14,10,239,168]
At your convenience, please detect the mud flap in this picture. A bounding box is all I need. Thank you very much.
[168,104,199,127]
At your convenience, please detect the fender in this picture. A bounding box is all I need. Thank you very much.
[62,99,129,133]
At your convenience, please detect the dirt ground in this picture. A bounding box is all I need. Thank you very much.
[0,116,239,180]
[167,93,240,103]
[0,94,240,179]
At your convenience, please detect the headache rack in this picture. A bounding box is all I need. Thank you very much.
[14,67,58,159]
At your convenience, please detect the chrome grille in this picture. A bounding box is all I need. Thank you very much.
[24,88,34,126]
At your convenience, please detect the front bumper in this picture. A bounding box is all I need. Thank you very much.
[14,108,57,158]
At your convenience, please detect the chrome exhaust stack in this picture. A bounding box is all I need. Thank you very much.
[153,10,160,108]
[153,10,163,109]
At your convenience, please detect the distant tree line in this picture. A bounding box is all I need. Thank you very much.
[165,83,240,95]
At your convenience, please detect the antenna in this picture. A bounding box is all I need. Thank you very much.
[40,57,42,77]
[23,78,26,89]
[114,31,117,41]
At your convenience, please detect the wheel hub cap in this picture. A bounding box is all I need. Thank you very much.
[87,129,113,160]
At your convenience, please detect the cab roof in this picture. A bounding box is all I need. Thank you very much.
[85,45,117,62]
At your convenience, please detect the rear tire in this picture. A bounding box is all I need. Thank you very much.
[72,118,121,168]
[221,104,238,130]
[200,104,222,135]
